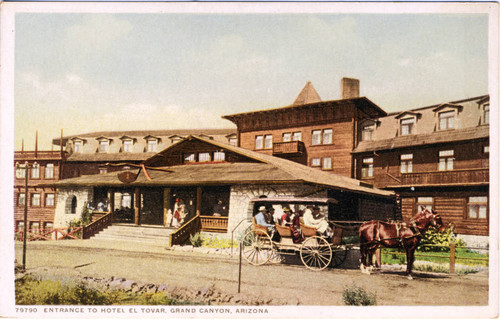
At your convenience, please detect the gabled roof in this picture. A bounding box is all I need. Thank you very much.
[394,111,422,119]
[292,81,322,105]
[432,103,463,113]
[141,135,393,197]
[95,136,113,141]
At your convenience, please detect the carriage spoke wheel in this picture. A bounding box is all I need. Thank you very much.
[242,229,274,266]
[300,236,332,271]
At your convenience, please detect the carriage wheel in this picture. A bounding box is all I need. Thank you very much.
[300,236,332,271]
[330,247,348,268]
[241,229,274,266]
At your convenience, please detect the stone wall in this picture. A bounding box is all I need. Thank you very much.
[54,186,94,228]
[227,184,326,239]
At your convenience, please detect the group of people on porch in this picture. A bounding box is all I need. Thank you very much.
[254,204,333,243]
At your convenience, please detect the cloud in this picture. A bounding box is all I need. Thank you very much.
[64,15,133,54]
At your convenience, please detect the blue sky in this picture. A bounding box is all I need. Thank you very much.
[14,12,489,150]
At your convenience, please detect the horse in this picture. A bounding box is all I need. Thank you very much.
[359,207,444,279]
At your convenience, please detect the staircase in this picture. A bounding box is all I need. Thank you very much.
[90,224,175,247]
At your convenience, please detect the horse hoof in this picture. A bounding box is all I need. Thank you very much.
[407,275,413,280]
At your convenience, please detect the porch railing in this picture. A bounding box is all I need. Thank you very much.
[401,168,489,186]
[82,211,114,239]
[272,141,305,155]
[14,227,83,241]
[200,216,229,232]
[169,216,201,247]
[169,215,230,247]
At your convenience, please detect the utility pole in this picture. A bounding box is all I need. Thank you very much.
[19,161,29,271]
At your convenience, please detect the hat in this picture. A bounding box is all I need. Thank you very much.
[312,206,320,211]
[258,206,266,212]
[283,207,291,212]
[176,198,180,202]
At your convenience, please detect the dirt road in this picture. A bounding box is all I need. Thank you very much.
[14,241,489,306]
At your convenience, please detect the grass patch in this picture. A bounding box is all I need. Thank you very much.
[16,276,203,305]
[382,248,488,267]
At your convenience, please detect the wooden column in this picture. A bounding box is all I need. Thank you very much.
[134,188,140,225]
[163,188,171,227]
[109,190,115,214]
[196,187,202,216]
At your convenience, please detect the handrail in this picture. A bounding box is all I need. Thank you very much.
[169,215,201,247]
[230,217,253,256]
[82,211,114,239]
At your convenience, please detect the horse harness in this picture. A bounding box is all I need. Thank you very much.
[371,220,423,248]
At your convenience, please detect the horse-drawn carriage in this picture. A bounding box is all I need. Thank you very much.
[241,197,359,271]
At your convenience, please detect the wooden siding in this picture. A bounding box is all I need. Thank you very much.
[239,115,356,177]
[356,139,489,188]
[400,190,489,236]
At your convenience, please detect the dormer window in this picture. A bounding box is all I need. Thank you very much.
[74,140,83,153]
[361,123,375,141]
[400,118,415,136]
[147,139,157,152]
[483,104,489,125]
[99,140,109,152]
[123,140,132,152]
[438,111,455,130]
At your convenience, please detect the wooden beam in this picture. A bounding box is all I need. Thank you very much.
[196,187,202,216]
[134,188,140,225]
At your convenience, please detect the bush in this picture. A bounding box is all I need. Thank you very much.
[201,234,238,248]
[189,232,203,247]
[342,284,376,306]
[418,227,466,252]
[15,276,119,305]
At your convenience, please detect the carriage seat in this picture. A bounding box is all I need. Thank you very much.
[300,223,318,237]
[252,217,270,233]
[275,223,292,237]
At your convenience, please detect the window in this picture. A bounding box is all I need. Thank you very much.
[44,222,53,231]
[484,104,490,124]
[45,163,54,179]
[99,140,109,152]
[361,124,374,141]
[484,145,489,154]
[400,118,415,136]
[311,158,321,167]
[30,222,40,233]
[45,193,55,207]
[31,193,41,207]
[31,163,39,179]
[214,151,225,161]
[147,139,158,152]
[123,140,132,152]
[292,132,302,141]
[400,154,413,173]
[438,111,455,130]
[198,152,211,162]
[282,133,291,142]
[439,150,454,171]
[468,196,488,219]
[417,197,433,212]
[121,194,132,208]
[361,157,374,178]
[184,153,195,163]
[264,135,273,149]
[74,140,82,153]
[228,137,237,146]
[71,196,77,214]
[312,130,322,145]
[17,222,25,231]
[16,165,26,179]
[255,135,263,150]
[322,129,333,144]
[322,157,332,170]
[18,193,25,206]
[99,167,107,174]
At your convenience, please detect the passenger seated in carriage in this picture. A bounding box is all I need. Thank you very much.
[281,206,304,243]
[303,206,333,238]
[254,206,275,232]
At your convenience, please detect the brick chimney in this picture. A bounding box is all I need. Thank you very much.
[341,77,360,99]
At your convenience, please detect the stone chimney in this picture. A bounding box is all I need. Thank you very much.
[341,77,360,99]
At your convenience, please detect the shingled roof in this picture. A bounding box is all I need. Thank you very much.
[57,135,394,198]
[292,81,322,105]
